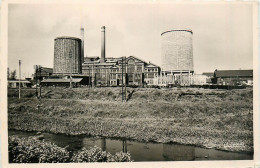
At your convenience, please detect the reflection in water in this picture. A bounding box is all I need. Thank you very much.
[122,140,127,153]
[9,130,253,161]
[163,144,195,161]
[101,138,106,151]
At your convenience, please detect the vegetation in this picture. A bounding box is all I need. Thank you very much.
[7,68,17,80]
[9,136,70,163]
[9,136,133,163]
[72,146,132,162]
[8,87,253,153]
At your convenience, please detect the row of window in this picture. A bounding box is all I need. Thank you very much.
[82,65,156,73]
[145,68,158,72]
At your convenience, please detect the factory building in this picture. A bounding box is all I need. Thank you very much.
[48,26,160,87]
[8,80,32,88]
[41,78,84,87]
[40,26,252,88]
[82,56,160,87]
[34,67,53,80]
[213,69,253,86]
[81,26,160,87]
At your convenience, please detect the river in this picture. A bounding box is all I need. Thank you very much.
[9,130,253,161]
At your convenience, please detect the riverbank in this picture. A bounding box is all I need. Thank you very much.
[8,87,253,153]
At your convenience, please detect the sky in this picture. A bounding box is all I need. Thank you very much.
[8,2,254,78]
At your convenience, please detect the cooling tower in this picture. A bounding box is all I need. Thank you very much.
[161,30,193,72]
[53,36,82,74]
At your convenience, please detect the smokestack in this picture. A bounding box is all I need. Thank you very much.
[101,26,106,63]
[80,27,84,64]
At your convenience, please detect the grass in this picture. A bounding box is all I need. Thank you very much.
[8,87,253,153]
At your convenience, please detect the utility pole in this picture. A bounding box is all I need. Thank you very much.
[124,56,127,101]
[69,51,72,89]
[35,65,38,97]
[39,66,42,98]
[18,60,21,99]
[92,63,94,87]
[88,65,91,88]
[121,57,124,102]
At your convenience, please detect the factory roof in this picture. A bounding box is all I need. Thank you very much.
[55,36,81,41]
[85,56,100,59]
[146,62,160,68]
[106,57,121,62]
[41,78,83,83]
[8,80,31,83]
[202,72,214,77]
[41,67,53,73]
[161,29,193,36]
[125,56,147,64]
[214,70,253,78]
[36,67,53,76]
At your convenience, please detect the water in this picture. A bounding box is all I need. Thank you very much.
[9,130,253,161]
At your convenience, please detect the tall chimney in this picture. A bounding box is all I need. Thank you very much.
[101,26,106,63]
[80,27,84,64]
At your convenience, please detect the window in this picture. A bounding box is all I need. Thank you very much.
[148,73,154,78]
[128,58,135,64]
[137,65,142,71]
[128,64,135,73]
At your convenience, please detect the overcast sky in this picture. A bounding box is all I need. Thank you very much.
[8,2,254,77]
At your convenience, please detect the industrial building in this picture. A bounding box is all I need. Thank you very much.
[34,26,252,88]
[34,67,53,80]
[213,69,253,86]
[82,56,160,86]
[8,80,32,88]
[41,78,84,87]
[48,26,160,87]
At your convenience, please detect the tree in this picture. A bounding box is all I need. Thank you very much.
[10,70,17,80]
[7,68,10,80]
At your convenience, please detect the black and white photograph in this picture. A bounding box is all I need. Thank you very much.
[1,0,259,167]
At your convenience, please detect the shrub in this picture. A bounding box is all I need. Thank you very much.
[107,151,132,162]
[72,146,107,162]
[9,136,70,163]
[9,136,133,163]
[71,146,133,162]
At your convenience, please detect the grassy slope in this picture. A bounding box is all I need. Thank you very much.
[8,87,253,153]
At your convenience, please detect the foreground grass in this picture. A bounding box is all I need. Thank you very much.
[8,87,253,153]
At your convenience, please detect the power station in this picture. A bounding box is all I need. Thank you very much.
[47,26,161,87]
[38,26,252,88]
[44,27,197,87]
[7,22,252,89]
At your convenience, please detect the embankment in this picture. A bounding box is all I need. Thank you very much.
[8,87,253,153]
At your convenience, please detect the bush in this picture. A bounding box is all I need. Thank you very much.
[107,151,132,162]
[9,136,70,163]
[9,136,133,163]
[72,146,133,162]
[72,146,108,162]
